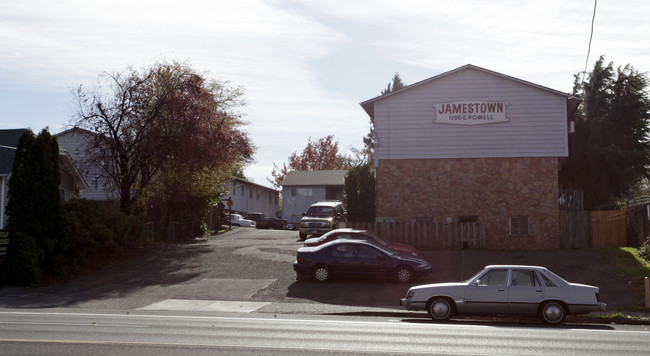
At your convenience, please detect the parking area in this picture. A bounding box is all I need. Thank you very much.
[0,227,640,314]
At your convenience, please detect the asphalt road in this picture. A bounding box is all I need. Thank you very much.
[2,310,649,355]
[0,227,642,315]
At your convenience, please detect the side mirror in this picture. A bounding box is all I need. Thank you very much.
[302,212,306,216]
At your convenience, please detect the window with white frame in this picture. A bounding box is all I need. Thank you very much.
[509,216,529,236]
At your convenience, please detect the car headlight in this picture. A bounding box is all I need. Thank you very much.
[405,290,415,299]
[416,264,428,269]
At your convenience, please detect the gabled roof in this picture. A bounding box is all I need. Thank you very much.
[233,177,279,192]
[359,64,580,119]
[54,127,96,138]
[281,170,347,187]
[0,129,26,175]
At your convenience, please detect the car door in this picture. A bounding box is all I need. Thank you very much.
[508,269,546,315]
[328,243,357,276]
[463,268,510,314]
[354,245,391,276]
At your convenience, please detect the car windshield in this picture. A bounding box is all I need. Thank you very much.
[317,230,337,242]
[463,267,488,283]
[365,232,388,247]
[368,243,396,256]
[305,206,335,217]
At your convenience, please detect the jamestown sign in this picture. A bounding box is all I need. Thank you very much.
[434,101,509,125]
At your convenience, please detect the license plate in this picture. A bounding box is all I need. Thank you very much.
[310,229,318,234]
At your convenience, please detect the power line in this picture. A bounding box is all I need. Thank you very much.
[582,0,598,83]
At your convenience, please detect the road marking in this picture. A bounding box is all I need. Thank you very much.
[138,299,271,313]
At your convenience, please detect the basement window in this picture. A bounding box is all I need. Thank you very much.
[509,216,529,236]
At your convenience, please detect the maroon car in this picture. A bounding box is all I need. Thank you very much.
[303,228,420,256]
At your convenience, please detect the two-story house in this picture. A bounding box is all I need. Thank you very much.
[360,64,579,250]
[281,170,346,225]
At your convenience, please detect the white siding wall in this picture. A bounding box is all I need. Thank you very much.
[374,68,569,161]
[226,181,280,217]
[281,186,327,224]
[56,130,113,201]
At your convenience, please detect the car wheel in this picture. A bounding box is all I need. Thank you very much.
[427,297,454,321]
[299,232,307,240]
[539,301,566,325]
[394,266,414,283]
[313,265,331,282]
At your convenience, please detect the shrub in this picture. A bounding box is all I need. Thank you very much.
[639,238,650,262]
[61,199,143,273]
[0,232,44,285]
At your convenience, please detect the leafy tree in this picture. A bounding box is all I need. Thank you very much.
[560,56,650,209]
[269,135,347,188]
[344,163,375,222]
[73,60,254,217]
[3,129,64,284]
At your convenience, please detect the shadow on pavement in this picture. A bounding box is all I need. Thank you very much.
[0,241,213,308]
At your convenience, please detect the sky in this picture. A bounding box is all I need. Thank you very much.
[1,0,649,188]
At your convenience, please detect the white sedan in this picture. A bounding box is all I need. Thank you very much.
[400,265,606,324]
[230,213,256,228]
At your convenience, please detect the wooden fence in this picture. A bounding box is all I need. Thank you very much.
[346,221,486,250]
[347,210,628,250]
[557,210,628,249]
[591,210,627,248]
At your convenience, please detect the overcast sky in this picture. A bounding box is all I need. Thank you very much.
[1,0,649,188]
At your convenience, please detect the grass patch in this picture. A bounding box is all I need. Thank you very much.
[603,247,650,309]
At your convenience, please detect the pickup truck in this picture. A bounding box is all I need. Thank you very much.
[244,213,287,230]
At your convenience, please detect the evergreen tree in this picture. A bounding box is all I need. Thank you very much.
[3,128,64,284]
[345,163,375,222]
[560,56,650,209]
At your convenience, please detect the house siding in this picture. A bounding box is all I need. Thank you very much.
[56,129,113,201]
[374,67,569,161]
[281,186,328,224]
[226,180,280,217]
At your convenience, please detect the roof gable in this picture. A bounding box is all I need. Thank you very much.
[0,129,26,175]
[281,170,347,187]
[360,64,577,118]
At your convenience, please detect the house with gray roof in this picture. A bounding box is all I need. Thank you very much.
[281,170,346,224]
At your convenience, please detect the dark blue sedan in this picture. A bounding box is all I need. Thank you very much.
[293,239,432,283]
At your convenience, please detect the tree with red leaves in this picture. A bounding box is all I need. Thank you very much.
[73,60,254,226]
[269,135,347,189]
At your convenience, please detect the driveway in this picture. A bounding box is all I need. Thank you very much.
[0,228,641,314]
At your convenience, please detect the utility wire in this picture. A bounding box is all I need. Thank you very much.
[582,0,598,84]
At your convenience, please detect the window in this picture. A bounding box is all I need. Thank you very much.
[510,270,541,287]
[477,269,508,286]
[510,216,529,235]
[296,188,313,197]
[331,244,354,257]
[539,272,558,287]
[356,245,381,259]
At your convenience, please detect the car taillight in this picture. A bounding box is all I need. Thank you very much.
[297,257,306,263]
[595,292,602,302]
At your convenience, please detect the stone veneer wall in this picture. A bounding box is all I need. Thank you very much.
[375,157,560,250]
